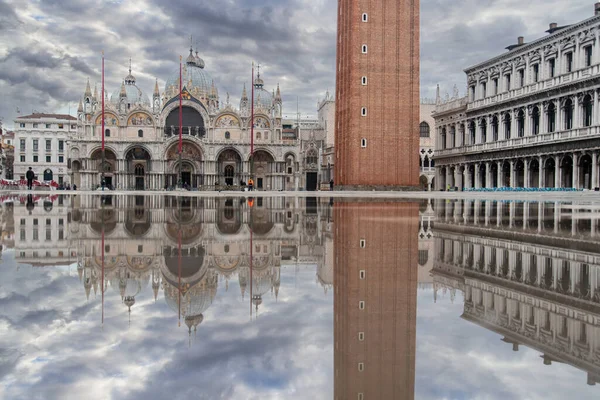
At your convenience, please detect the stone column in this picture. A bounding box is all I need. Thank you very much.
[592,152,598,190]
[555,155,561,188]
[557,98,563,131]
[497,161,503,188]
[462,166,468,190]
[573,153,579,189]
[525,106,531,136]
[509,160,516,188]
[474,164,480,189]
[524,159,530,188]
[485,162,491,188]
[573,95,580,129]
[539,156,544,188]
[594,90,599,126]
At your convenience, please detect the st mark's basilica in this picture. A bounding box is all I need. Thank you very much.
[70,47,300,191]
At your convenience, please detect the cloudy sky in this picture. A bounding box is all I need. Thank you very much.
[0,0,596,127]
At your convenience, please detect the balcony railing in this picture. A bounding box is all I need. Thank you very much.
[437,125,600,158]
[467,65,600,111]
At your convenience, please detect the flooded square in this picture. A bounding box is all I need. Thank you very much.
[0,194,599,399]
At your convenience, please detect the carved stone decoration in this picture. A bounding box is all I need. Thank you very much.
[216,115,241,128]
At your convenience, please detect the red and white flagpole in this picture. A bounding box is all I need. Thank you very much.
[250,62,255,184]
[101,51,105,191]
[178,55,183,188]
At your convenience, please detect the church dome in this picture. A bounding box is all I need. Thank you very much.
[165,48,213,100]
[110,68,151,107]
[164,275,216,318]
[253,74,273,110]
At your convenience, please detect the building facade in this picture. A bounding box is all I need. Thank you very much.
[419,102,436,190]
[434,5,600,191]
[13,114,75,184]
[335,0,420,189]
[70,49,301,191]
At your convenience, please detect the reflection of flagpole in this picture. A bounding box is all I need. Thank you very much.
[101,197,105,326]
[101,51,105,191]
[178,198,182,326]
[178,56,183,189]
[250,229,253,318]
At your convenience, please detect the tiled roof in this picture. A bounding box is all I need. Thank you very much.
[16,113,76,121]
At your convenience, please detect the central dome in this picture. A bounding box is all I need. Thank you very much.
[110,69,150,107]
[165,48,213,101]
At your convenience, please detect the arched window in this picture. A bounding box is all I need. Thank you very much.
[256,132,261,140]
[134,164,144,176]
[418,250,429,266]
[225,131,231,139]
[517,110,525,137]
[440,128,446,150]
[547,102,556,132]
[469,121,476,144]
[419,122,430,137]
[480,119,487,143]
[138,129,143,138]
[583,95,593,127]
[504,113,512,139]
[492,116,499,141]
[532,107,540,134]
[105,129,111,137]
[307,150,318,165]
[564,98,573,129]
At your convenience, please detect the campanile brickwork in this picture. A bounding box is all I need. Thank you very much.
[334,201,418,399]
[335,0,420,189]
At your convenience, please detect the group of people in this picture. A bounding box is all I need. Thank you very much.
[25,167,76,191]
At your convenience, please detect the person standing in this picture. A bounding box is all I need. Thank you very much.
[248,178,254,192]
[26,167,34,190]
[329,179,334,191]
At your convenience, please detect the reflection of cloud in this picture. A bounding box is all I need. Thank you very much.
[416,290,599,400]
[0,260,334,400]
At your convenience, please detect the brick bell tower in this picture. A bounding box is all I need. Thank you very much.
[335,0,420,190]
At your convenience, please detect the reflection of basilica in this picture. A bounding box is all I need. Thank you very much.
[334,201,418,400]
[45,195,333,333]
[432,199,600,386]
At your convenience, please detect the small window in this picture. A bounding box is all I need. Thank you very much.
[58,230,64,240]
[361,138,367,148]
[20,155,25,162]
[224,245,230,253]
[225,131,231,139]
[360,239,366,248]
[360,270,366,280]
[533,64,539,82]
[585,45,593,67]
[361,44,367,54]
[257,132,261,140]
[46,218,51,226]
[19,123,25,128]
[59,156,64,163]
[58,124,64,129]
[33,219,38,226]
[138,129,143,138]
[138,245,143,253]
[46,139,51,150]
[105,245,110,253]
[359,301,365,310]
[549,58,556,77]
[71,124,76,129]
[518,69,525,87]
[505,74,511,91]
[361,107,367,116]
[358,363,364,372]
[33,155,38,163]
[566,52,573,73]
[58,140,64,151]
[33,123,38,128]
[362,13,368,22]
[58,218,63,225]
[20,218,25,226]
[105,129,110,137]
[361,76,367,85]
[358,332,365,341]
[45,124,51,129]
[46,156,51,163]
[20,139,25,150]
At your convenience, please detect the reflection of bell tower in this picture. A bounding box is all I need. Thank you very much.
[334,201,418,400]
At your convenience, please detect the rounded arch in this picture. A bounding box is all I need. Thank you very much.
[125,146,152,161]
[127,111,154,126]
[419,175,428,190]
[247,147,276,162]
[164,105,207,138]
[215,113,241,128]
[95,112,118,126]
[165,139,204,162]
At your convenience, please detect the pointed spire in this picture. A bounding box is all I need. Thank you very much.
[153,78,160,97]
[241,83,248,100]
[275,83,281,100]
[93,84,98,101]
[77,99,83,113]
[120,82,127,98]
[436,84,441,104]
[84,78,92,97]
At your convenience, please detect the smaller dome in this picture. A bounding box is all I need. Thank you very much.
[195,51,205,69]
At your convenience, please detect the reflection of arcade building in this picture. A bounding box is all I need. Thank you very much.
[432,199,600,385]
[68,196,329,332]
[70,49,300,190]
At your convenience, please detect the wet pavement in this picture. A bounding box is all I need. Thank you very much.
[0,194,599,399]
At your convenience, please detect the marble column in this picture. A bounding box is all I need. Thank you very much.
[592,152,598,190]
[485,162,492,188]
[509,160,516,188]
[555,155,561,188]
[573,153,579,189]
[475,164,481,189]
[497,161,503,188]
[524,159,530,188]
